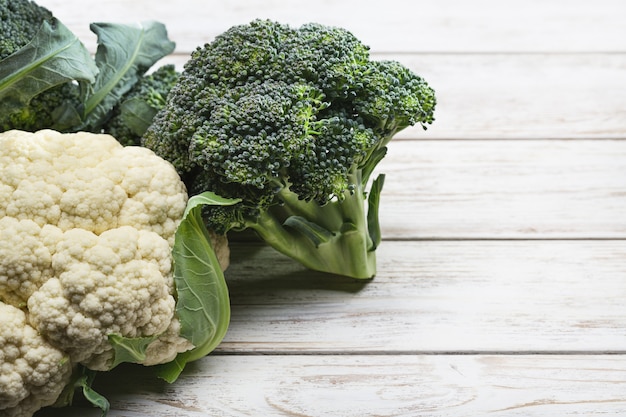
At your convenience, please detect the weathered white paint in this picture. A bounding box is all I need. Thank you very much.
[38,355,626,416]
[375,140,626,239]
[219,242,626,353]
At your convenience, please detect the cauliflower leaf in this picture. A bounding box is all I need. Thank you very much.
[156,192,240,383]
[99,192,239,383]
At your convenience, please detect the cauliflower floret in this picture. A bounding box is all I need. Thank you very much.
[0,218,62,307]
[28,226,193,370]
[0,303,72,417]
[100,146,188,246]
[0,129,187,243]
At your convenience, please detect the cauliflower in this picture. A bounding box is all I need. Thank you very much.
[0,130,231,416]
[0,303,72,417]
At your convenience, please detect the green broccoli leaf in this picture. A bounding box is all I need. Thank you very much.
[0,18,97,115]
[156,191,240,383]
[283,215,335,248]
[119,96,161,136]
[366,174,385,250]
[79,21,175,130]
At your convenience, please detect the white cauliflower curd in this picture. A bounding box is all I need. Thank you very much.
[0,130,198,416]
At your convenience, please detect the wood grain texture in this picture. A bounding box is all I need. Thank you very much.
[375,140,626,239]
[218,241,626,353]
[393,54,626,140]
[36,355,626,417]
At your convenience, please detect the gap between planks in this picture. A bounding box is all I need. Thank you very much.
[210,350,626,356]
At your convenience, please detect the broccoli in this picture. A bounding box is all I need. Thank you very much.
[143,19,436,279]
[103,64,180,146]
[1,82,81,131]
[0,0,54,60]
[0,0,94,132]
[1,1,175,135]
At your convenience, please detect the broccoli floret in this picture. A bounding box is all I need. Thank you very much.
[143,19,436,279]
[1,82,81,131]
[0,0,54,60]
[103,64,180,146]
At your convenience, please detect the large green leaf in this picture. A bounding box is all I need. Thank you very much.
[79,21,175,130]
[119,96,161,136]
[0,19,97,112]
[101,192,238,382]
[156,192,240,383]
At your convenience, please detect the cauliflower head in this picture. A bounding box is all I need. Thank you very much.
[0,130,209,415]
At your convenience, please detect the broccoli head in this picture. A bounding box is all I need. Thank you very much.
[143,19,436,279]
[103,64,180,146]
[0,0,54,60]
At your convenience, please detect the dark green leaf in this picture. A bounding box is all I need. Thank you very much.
[119,97,160,136]
[80,21,175,129]
[0,19,97,112]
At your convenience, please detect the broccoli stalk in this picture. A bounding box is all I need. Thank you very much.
[249,169,383,279]
[143,19,435,279]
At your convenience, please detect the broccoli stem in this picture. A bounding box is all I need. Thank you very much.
[246,169,377,279]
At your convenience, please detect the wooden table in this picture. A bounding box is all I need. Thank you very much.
[35,0,626,415]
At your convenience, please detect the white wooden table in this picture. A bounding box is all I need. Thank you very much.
[35,1,626,415]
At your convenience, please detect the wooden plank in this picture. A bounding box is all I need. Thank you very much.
[374,139,626,239]
[35,354,626,417]
[388,53,626,140]
[216,241,626,353]
[37,0,626,53]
